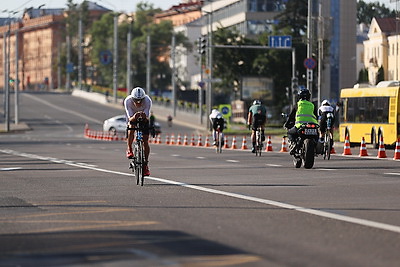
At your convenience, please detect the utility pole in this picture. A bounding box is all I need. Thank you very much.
[126,16,133,93]
[171,33,176,117]
[15,29,19,124]
[113,14,118,103]
[307,0,313,98]
[78,17,83,90]
[146,34,151,94]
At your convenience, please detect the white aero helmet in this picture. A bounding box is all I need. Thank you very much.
[253,100,261,105]
[131,87,146,100]
[321,99,330,106]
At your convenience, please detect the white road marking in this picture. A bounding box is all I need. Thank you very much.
[0,167,22,171]
[196,157,205,159]
[226,160,239,163]
[2,148,400,234]
[171,154,180,157]
[266,164,282,167]
[385,173,400,176]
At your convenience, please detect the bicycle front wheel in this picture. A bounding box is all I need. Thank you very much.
[134,142,143,185]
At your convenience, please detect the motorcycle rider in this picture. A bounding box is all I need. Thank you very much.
[284,88,319,155]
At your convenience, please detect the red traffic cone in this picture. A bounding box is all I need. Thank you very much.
[165,134,170,145]
[197,135,203,146]
[377,136,387,158]
[182,134,189,146]
[176,134,182,145]
[230,136,238,149]
[170,134,176,145]
[342,135,352,155]
[204,135,211,147]
[156,134,162,144]
[280,136,288,152]
[359,137,368,157]
[190,134,196,146]
[223,136,229,148]
[265,136,273,151]
[241,136,248,150]
[393,138,400,160]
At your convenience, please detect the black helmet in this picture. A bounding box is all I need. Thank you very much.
[298,88,311,101]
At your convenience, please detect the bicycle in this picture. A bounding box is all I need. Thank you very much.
[255,126,263,156]
[323,113,334,160]
[215,125,223,153]
[127,120,147,186]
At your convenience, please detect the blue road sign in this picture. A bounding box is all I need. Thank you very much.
[269,36,292,48]
[66,63,74,73]
[99,50,113,65]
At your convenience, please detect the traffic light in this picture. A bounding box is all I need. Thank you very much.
[197,36,207,55]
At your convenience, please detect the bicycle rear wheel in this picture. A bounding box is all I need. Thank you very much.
[217,132,223,153]
[324,133,332,160]
[255,130,262,156]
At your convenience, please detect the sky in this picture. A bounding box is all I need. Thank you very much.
[1,0,181,16]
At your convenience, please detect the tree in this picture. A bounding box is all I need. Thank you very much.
[357,0,396,25]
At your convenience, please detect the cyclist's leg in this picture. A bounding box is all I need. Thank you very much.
[126,127,135,158]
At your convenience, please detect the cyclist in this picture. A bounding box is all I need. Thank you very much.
[318,99,335,143]
[284,88,319,154]
[124,87,152,176]
[247,100,267,153]
[209,109,225,146]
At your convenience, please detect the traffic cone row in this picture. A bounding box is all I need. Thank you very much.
[83,126,400,160]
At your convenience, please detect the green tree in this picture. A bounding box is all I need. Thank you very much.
[357,0,396,25]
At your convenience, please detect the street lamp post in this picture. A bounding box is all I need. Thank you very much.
[126,15,133,93]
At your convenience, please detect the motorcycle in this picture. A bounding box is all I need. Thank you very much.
[288,123,321,169]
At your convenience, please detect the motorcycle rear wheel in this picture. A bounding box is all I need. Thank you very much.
[303,139,315,169]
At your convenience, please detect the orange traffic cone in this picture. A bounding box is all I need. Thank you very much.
[182,134,189,146]
[156,134,162,144]
[165,134,170,145]
[223,136,229,148]
[190,134,196,146]
[176,134,182,145]
[241,136,248,150]
[204,135,211,147]
[330,145,336,154]
[393,138,400,160]
[197,135,203,146]
[170,134,175,145]
[342,135,352,155]
[377,136,387,158]
[280,136,288,152]
[359,137,368,157]
[230,136,238,149]
[265,136,273,151]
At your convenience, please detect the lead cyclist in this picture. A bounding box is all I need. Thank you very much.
[124,87,152,176]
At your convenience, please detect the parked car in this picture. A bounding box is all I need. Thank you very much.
[103,115,161,135]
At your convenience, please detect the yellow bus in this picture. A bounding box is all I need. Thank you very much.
[339,85,400,146]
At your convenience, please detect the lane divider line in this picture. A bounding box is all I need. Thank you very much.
[2,148,400,234]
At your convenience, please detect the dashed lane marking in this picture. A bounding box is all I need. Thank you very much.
[226,160,239,163]
[2,148,400,234]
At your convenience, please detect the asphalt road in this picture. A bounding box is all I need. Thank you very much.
[1,92,400,266]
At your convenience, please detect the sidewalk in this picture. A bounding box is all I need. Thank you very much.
[0,122,30,133]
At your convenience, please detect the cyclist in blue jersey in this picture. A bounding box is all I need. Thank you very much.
[247,100,267,153]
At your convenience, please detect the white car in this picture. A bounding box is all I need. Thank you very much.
[103,115,127,134]
[103,115,162,135]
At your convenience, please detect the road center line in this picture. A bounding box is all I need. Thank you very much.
[2,148,400,234]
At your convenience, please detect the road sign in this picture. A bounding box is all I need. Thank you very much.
[219,104,231,118]
[304,57,316,69]
[99,50,113,65]
[66,63,74,73]
[269,36,292,48]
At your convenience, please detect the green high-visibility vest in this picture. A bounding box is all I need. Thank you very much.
[295,100,318,128]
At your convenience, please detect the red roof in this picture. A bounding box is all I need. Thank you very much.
[375,17,397,33]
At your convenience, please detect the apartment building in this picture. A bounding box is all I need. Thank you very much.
[363,17,399,85]
[0,2,109,91]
